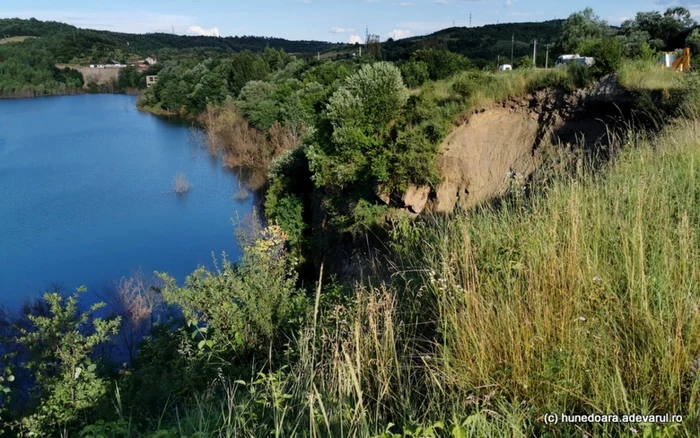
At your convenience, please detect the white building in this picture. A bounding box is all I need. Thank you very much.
[145,56,158,65]
[556,54,595,68]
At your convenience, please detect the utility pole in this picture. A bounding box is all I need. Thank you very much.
[469,12,472,28]
[533,39,537,68]
[317,52,320,61]
[511,34,514,65]
[545,44,550,69]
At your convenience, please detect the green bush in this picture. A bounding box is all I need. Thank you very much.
[307,62,408,190]
[14,290,121,436]
[400,60,430,88]
[158,225,306,357]
[566,62,594,89]
[580,37,623,77]
[411,48,471,80]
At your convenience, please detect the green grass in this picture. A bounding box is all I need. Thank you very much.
[0,35,33,44]
[617,59,682,92]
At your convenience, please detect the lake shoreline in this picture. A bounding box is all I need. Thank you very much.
[0,88,140,100]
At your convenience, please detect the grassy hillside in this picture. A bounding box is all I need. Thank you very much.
[383,20,564,64]
[0,18,340,62]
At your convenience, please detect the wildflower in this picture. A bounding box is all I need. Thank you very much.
[577,316,587,322]
[593,275,602,283]
[629,427,638,435]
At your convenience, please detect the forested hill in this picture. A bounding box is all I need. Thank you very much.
[0,18,339,62]
[383,20,565,63]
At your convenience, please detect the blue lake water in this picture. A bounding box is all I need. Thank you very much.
[0,94,254,309]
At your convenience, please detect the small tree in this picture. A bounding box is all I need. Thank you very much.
[307,62,408,190]
[16,290,120,437]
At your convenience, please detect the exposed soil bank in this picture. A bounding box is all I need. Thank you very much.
[401,78,641,215]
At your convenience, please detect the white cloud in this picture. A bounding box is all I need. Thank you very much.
[187,25,221,37]
[330,26,354,33]
[433,0,451,4]
[387,29,412,39]
[349,34,363,44]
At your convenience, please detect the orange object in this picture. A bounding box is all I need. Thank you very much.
[672,48,691,72]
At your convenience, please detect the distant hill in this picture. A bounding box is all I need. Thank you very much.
[382,20,565,65]
[0,18,340,62]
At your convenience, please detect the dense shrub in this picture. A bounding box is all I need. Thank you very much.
[400,60,430,88]
[410,48,471,80]
[158,225,306,357]
[582,37,623,77]
[307,62,408,190]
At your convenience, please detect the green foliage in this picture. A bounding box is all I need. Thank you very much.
[513,55,533,69]
[142,50,297,116]
[621,7,696,52]
[0,39,85,97]
[383,20,564,65]
[307,62,408,190]
[0,18,339,64]
[559,8,609,53]
[264,148,315,270]
[15,289,121,436]
[116,65,141,90]
[410,49,471,81]
[399,61,430,88]
[302,60,353,88]
[686,28,700,57]
[581,37,623,77]
[158,226,306,357]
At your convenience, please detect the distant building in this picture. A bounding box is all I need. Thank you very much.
[145,56,158,65]
[556,54,595,68]
[146,75,159,88]
[134,61,149,72]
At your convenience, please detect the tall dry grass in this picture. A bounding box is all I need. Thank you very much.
[617,59,681,92]
[390,114,700,435]
[201,101,299,170]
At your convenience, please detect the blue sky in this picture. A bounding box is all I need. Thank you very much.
[0,0,693,42]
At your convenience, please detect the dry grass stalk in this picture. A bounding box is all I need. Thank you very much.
[173,172,191,194]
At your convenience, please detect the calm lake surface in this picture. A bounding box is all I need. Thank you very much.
[0,94,253,309]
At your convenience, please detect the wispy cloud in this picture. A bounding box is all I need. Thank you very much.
[330,26,355,33]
